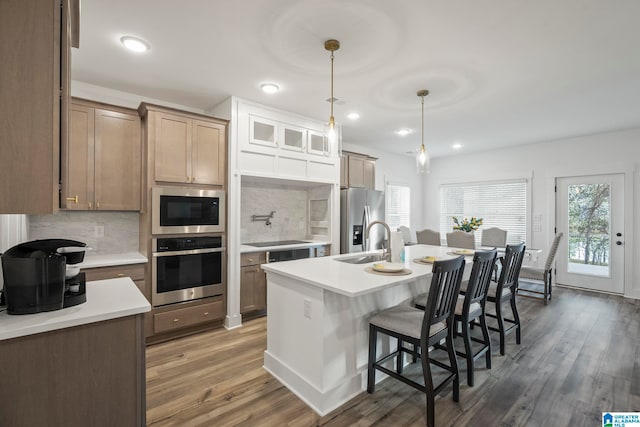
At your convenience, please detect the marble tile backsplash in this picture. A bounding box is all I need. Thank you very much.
[29,211,139,255]
[241,185,308,243]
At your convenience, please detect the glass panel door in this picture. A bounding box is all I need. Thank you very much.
[556,174,624,293]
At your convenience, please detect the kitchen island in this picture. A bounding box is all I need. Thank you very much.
[0,277,150,426]
[261,244,471,416]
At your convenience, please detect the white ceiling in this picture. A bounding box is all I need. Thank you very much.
[72,0,640,158]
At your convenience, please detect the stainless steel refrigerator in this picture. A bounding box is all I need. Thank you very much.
[340,188,385,254]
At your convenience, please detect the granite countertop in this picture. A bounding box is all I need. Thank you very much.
[78,252,148,269]
[240,240,332,253]
[0,277,151,341]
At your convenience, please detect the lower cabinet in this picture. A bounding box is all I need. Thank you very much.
[153,298,224,334]
[240,252,267,315]
[82,263,150,337]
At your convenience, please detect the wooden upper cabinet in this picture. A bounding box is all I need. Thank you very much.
[62,99,141,211]
[140,103,228,187]
[341,151,377,189]
[63,104,94,210]
[192,119,226,185]
[0,0,76,214]
[155,113,191,184]
[94,109,141,210]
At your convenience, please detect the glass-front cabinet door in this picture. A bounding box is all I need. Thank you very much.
[249,115,278,148]
[280,124,306,152]
[307,130,326,156]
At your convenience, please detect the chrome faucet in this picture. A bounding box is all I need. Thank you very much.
[365,220,391,260]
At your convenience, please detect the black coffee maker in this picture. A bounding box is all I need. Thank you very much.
[1,239,88,314]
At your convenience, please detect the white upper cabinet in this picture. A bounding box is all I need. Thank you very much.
[249,116,278,148]
[234,100,339,183]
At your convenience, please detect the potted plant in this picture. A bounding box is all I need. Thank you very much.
[452,216,483,232]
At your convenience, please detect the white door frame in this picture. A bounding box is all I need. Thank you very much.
[545,162,635,297]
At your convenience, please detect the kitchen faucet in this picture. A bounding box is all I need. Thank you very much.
[365,220,391,260]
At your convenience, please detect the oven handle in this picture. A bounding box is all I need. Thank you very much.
[152,247,225,257]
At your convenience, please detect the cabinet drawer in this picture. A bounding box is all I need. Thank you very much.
[82,264,145,282]
[153,299,223,334]
[241,252,266,267]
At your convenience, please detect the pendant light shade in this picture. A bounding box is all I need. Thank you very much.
[324,39,342,157]
[416,89,430,173]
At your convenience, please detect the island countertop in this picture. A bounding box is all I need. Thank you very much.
[261,244,470,297]
[0,277,151,341]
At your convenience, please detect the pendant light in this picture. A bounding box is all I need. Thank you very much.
[324,39,342,157]
[416,89,430,173]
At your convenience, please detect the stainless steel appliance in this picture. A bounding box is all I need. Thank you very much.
[340,188,385,254]
[1,239,87,314]
[266,247,312,263]
[152,187,225,235]
[152,236,225,306]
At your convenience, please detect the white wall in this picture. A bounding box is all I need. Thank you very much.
[424,127,640,298]
[342,142,425,238]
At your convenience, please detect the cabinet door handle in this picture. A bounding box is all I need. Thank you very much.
[173,318,180,323]
[96,201,100,209]
[117,273,124,277]
[192,177,196,183]
[203,312,209,316]
[88,202,92,209]
[66,195,78,204]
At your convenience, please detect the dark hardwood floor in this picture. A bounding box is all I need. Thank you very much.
[146,287,640,426]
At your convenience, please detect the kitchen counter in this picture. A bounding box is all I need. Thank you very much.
[0,277,151,341]
[262,244,472,416]
[240,240,331,253]
[262,244,460,297]
[78,251,148,269]
[0,277,149,426]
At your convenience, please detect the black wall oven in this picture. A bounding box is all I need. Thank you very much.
[152,236,225,306]
[152,187,225,235]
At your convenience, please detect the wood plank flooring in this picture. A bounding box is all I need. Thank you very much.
[146,287,640,426]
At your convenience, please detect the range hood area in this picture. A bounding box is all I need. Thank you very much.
[240,176,332,245]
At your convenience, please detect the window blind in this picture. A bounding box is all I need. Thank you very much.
[386,184,411,231]
[440,179,527,246]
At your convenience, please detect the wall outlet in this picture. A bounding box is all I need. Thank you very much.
[303,299,312,319]
[94,225,104,238]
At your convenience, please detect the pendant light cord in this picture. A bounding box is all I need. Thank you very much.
[421,94,424,149]
[330,51,335,119]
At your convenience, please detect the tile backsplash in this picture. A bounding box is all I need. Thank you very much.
[29,211,139,254]
[241,184,308,243]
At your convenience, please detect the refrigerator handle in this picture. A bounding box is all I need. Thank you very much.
[362,206,370,252]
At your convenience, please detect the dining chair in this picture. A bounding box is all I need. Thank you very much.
[414,249,497,387]
[517,232,563,305]
[446,230,475,249]
[416,229,441,245]
[480,227,507,281]
[398,226,413,244]
[480,227,507,248]
[367,256,466,427]
[484,242,526,355]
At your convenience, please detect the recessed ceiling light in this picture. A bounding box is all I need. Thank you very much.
[452,143,463,150]
[347,112,360,120]
[396,128,412,136]
[120,36,150,53]
[260,83,279,94]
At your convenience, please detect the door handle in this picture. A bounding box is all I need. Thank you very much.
[616,241,623,246]
[616,232,622,237]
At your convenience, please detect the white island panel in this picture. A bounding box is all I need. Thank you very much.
[263,244,472,416]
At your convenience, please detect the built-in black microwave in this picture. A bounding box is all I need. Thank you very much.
[152,187,225,235]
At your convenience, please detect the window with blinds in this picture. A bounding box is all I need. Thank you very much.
[386,184,411,231]
[440,179,527,246]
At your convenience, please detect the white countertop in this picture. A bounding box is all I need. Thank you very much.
[261,244,472,298]
[78,252,148,269]
[0,277,151,341]
[240,240,332,253]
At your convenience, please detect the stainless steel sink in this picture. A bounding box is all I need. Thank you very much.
[334,253,388,264]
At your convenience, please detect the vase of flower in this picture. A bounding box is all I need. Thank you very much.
[452,216,483,232]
